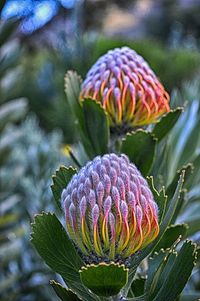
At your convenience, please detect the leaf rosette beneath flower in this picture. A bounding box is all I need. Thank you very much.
[61,153,159,263]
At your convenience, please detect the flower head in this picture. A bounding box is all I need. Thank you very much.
[80,47,170,129]
[61,154,159,262]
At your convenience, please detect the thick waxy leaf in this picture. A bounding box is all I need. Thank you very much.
[180,292,200,301]
[121,130,157,176]
[64,71,93,158]
[128,278,145,298]
[147,176,167,223]
[166,164,193,200]
[50,280,80,301]
[31,213,97,301]
[82,99,109,156]
[178,116,200,169]
[186,154,200,188]
[154,224,188,252]
[179,202,200,237]
[153,108,183,142]
[80,262,128,297]
[145,249,170,300]
[51,166,77,210]
[152,241,197,301]
[64,71,82,121]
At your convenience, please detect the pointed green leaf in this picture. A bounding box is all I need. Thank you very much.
[180,202,200,237]
[50,280,81,301]
[153,241,197,301]
[153,108,183,142]
[80,262,128,297]
[170,189,187,225]
[146,239,189,301]
[147,176,167,223]
[82,99,109,156]
[128,278,145,298]
[64,71,93,158]
[31,213,97,301]
[51,166,77,210]
[166,164,193,200]
[64,72,96,158]
[178,117,200,168]
[154,224,188,252]
[180,292,200,301]
[64,70,82,122]
[121,130,157,176]
[145,249,170,300]
[185,154,200,188]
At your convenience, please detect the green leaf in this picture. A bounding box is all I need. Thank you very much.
[121,130,157,176]
[31,213,97,301]
[185,154,200,188]
[170,190,187,225]
[152,108,183,142]
[180,292,200,301]
[50,280,81,301]
[82,99,109,156]
[80,262,128,297]
[145,249,170,300]
[147,176,167,223]
[64,71,82,126]
[178,116,200,169]
[128,278,145,297]
[156,171,185,242]
[154,224,188,252]
[166,164,193,200]
[152,241,197,301]
[51,166,77,210]
[64,71,93,158]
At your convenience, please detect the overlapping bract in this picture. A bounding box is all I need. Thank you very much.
[80,47,170,128]
[61,154,159,261]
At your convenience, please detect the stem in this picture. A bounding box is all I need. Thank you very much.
[101,294,121,301]
[67,147,82,168]
[109,132,123,153]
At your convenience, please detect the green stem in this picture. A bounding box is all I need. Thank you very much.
[101,294,121,301]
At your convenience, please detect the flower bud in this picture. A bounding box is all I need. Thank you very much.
[80,47,170,129]
[61,153,159,261]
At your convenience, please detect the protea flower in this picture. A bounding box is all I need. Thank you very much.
[61,153,159,262]
[80,47,170,129]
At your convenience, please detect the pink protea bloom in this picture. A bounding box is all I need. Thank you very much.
[80,47,170,128]
[61,154,159,261]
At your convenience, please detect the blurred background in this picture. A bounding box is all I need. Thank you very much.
[1,0,200,300]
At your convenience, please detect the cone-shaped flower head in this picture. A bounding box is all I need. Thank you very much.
[61,154,159,262]
[80,47,170,129]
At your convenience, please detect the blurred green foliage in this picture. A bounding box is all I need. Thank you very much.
[1,1,200,299]
[0,115,67,301]
[0,14,67,300]
[17,37,200,143]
